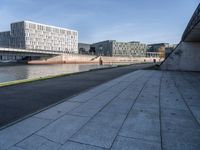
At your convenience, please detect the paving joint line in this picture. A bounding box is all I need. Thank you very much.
[68,139,108,150]
[63,113,90,118]
[158,71,164,150]
[12,145,27,150]
[66,71,142,106]
[58,70,150,149]
[35,133,63,145]
[170,72,200,128]
[118,135,161,144]
[109,70,155,150]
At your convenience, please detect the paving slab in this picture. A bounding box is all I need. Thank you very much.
[68,80,118,103]
[169,72,200,126]
[119,71,161,142]
[59,141,106,150]
[70,71,153,148]
[0,117,50,150]
[119,108,160,142]
[170,72,200,107]
[160,75,188,110]
[110,136,161,150]
[183,72,200,90]
[162,129,200,150]
[71,112,126,149]
[68,81,131,117]
[133,72,161,110]
[68,91,120,117]
[34,101,81,120]
[67,92,98,103]
[101,72,153,115]
[36,115,90,144]
[161,108,199,131]
[190,106,200,124]
[161,71,200,150]
[16,134,61,150]
[7,146,25,150]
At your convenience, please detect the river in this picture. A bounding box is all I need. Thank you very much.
[0,64,115,83]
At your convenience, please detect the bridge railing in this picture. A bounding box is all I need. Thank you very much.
[0,47,79,55]
[182,4,200,41]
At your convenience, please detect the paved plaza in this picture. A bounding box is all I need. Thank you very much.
[0,70,200,150]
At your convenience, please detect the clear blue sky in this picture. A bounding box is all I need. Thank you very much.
[0,0,199,44]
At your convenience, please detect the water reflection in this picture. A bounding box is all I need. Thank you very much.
[0,64,113,83]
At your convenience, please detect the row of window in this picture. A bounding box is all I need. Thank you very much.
[26,45,77,51]
[25,33,77,41]
[26,23,77,35]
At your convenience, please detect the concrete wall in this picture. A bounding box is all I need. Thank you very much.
[161,42,200,71]
[28,53,163,65]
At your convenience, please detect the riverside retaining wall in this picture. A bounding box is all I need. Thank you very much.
[28,54,163,65]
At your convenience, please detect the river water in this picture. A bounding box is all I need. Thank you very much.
[0,64,115,83]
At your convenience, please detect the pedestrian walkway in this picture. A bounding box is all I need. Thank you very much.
[0,63,154,127]
[0,70,200,150]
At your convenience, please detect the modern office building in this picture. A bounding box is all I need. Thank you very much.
[91,40,113,56]
[0,31,11,48]
[91,40,147,57]
[147,43,169,52]
[0,21,78,53]
[78,43,91,54]
[129,41,147,57]
[147,43,177,58]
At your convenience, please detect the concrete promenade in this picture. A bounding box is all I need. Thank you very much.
[0,63,154,127]
[0,70,200,150]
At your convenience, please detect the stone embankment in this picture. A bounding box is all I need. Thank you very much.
[28,53,163,64]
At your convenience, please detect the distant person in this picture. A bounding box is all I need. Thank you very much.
[99,57,103,65]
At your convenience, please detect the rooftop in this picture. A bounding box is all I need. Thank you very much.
[10,20,78,32]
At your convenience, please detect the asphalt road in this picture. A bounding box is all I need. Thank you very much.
[0,63,155,128]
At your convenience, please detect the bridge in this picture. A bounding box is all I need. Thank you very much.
[0,47,70,61]
[0,47,66,55]
[161,4,200,71]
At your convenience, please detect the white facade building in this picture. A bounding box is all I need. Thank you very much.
[0,21,78,53]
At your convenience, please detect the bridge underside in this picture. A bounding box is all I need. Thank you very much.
[0,51,57,62]
[161,4,200,71]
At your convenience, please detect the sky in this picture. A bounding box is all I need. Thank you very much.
[0,0,199,44]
